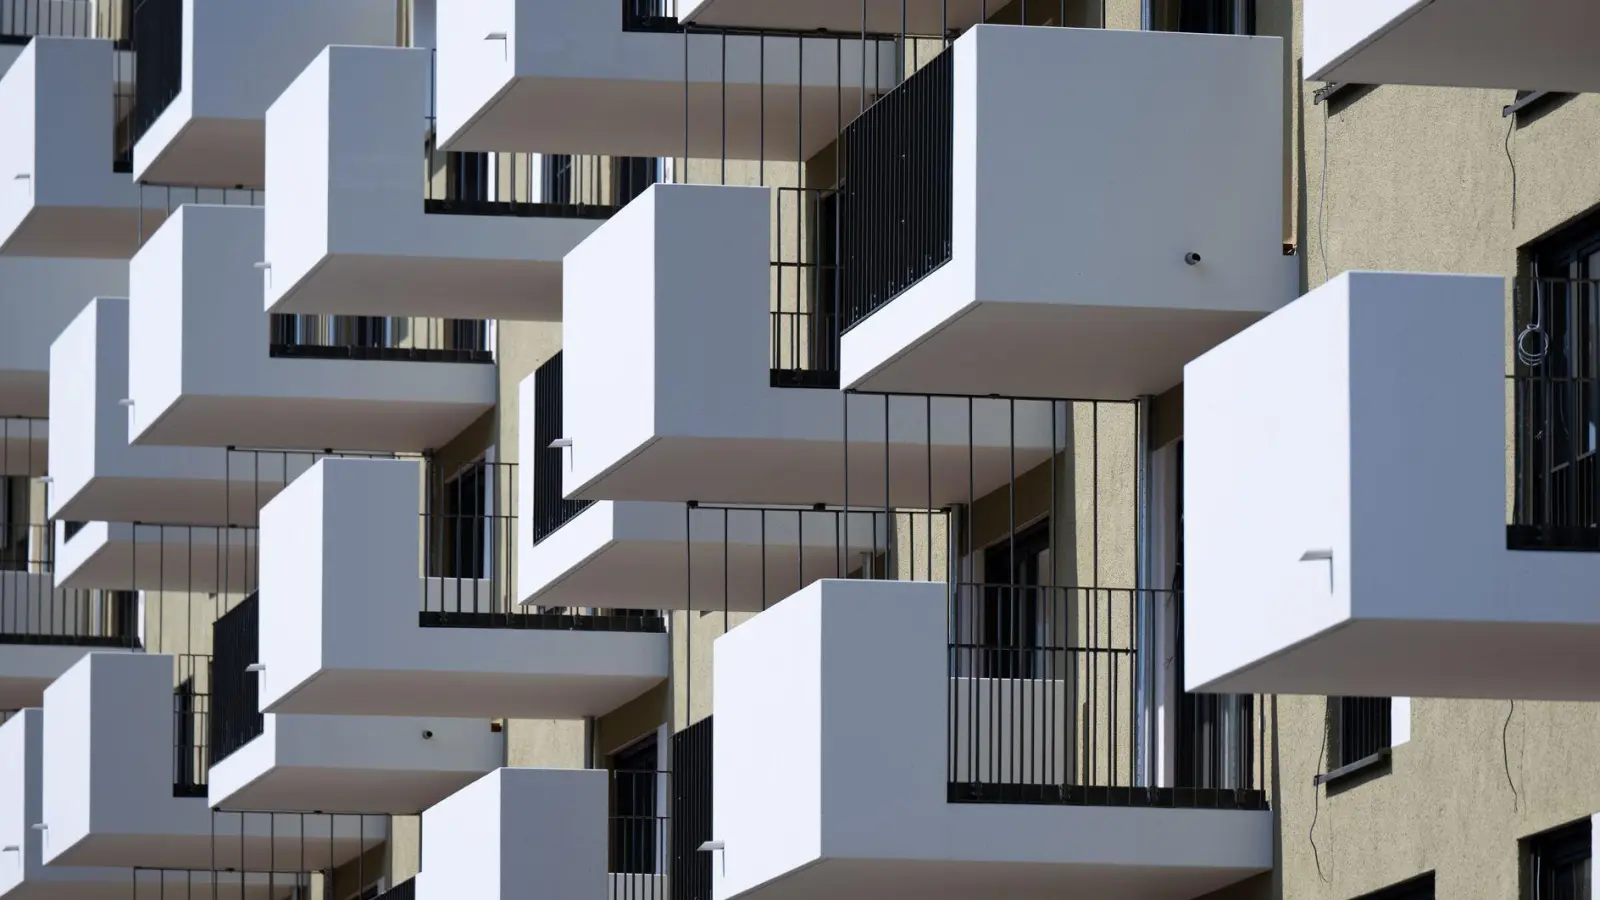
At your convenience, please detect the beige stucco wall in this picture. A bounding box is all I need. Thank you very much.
[1271,1,1600,897]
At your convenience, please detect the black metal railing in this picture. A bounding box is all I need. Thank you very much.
[837,45,953,333]
[269,313,493,364]
[419,457,664,633]
[130,0,180,147]
[947,584,1269,809]
[209,593,263,767]
[611,769,669,900]
[0,488,141,647]
[770,187,840,389]
[669,718,711,900]
[532,352,592,544]
[113,66,134,173]
[1510,278,1600,551]
[172,661,209,798]
[622,0,681,33]
[1334,696,1390,769]
[0,0,99,43]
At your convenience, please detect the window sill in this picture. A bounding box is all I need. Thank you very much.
[1314,748,1391,788]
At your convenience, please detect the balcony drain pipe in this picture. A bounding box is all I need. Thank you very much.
[1134,394,1155,788]
[1140,0,1153,30]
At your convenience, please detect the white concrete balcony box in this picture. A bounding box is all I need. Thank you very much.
[0,257,125,419]
[416,768,606,900]
[1185,271,1600,701]
[208,715,503,815]
[0,709,137,900]
[563,182,1060,507]
[516,370,886,611]
[49,297,302,528]
[434,0,896,159]
[126,204,494,452]
[130,0,395,189]
[0,38,157,259]
[714,579,1272,900]
[839,25,1290,401]
[680,0,988,36]
[263,45,601,322]
[1306,0,1600,93]
[257,456,670,720]
[39,652,379,870]
[53,521,258,593]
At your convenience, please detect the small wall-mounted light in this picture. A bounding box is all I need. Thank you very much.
[548,438,573,450]
[117,398,135,407]
[697,841,724,852]
[484,31,507,40]
[12,173,29,181]
[38,476,51,484]
[245,663,265,673]
[1184,252,1203,266]
[29,824,46,832]
[1,845,18,853]
[422,729,435,740]
[253,261,271,271]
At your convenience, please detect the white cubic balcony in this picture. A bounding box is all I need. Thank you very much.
[516,366,887,610]
[714,579,1272,900]
[563,182,1060,507]
[48,297,301,526]
[125,204,495,452]
[1185,271,1600,701]
[1306,0,1600,93]
[53,521,256,593]
[0,38,156,259]
[0,709,136,900]
[0,257,124,418]
[839,25,1291,400]
[257,456,669,719]
[208,715,503,815]
[416,768,607,900]
[434,0,895,158]
[128,0,396,188]
[679,0,988,35]
[263,45,604,322]
[39,652,380,869]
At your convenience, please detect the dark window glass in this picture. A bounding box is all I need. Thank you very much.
[1528,819,1592,900]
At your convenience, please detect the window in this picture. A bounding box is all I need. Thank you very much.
[446,151,490,203]
[978,520,1051,679]
[1527,819,1592,900]
[0,477,27,571]
[611,733,660,875]
[1153,0,1254,35]
[1358,873,1435,900]
[612,156,660,208]
[1334,696,1391,768]
[542,154,575,205]
[431,463,487,580]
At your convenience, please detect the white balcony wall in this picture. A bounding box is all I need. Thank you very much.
[48,297,300,525]
[0,257,124,418]
[0,710,139,900]
[40,652,379,869]
[208,714,503,814]
[263,45,600,321]
[257,457,669,719]
[126,204,494,451]
[1185,272,1600,700]
[516,370,887,610]
[714,579,1272,900]
[563,183,1061,507]
[435,0,896,158]
[131,0,396,188]
[840,25,1292,400]
[416,768,607,900]
[0,38,158,258]
[1305,0,1600,93]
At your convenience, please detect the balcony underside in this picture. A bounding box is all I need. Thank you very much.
[0,371,46,420]
[12,871,307,900]
[55,522,257,592]
[523,501,887,611]
[682,0,988,35]
[53,476,284,529]
[0,646,126,710]
[1307,0,1600,93]
[135,113,267,190]
[1194,618,1600,701]
[844,297,1267,400]
[0,206,154,260]
[268,252,565,322]
[50,828,377,872]
[208,717,500,814]
[454,78,877,161]
[267,661,665,720]
[733,855,1264,900]
[132,393,491,454]
[0,421,45,475]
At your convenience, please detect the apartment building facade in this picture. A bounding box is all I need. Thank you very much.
[0,0,1591,899]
